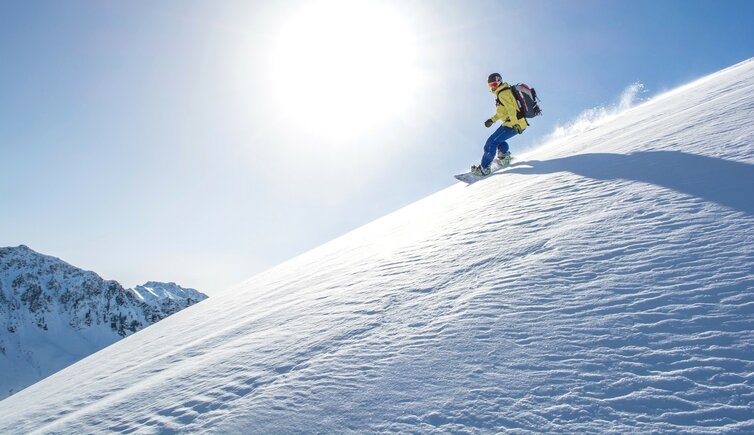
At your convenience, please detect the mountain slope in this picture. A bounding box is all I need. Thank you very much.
[1,59,753,433]
[0,245,208,399]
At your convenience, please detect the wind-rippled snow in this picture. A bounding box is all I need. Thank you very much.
[1,59,753,434]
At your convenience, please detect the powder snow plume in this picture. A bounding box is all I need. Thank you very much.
[547,82,647,141]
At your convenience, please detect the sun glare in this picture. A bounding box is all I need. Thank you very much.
[268,0,421,140]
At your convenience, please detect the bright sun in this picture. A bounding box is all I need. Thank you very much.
[268,0,421,140]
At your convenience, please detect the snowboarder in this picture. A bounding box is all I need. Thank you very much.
[470,73,529,177]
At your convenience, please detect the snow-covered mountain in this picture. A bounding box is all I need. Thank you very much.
[1,59,753,433]
[131,281,208,307]
[0,245,207,399]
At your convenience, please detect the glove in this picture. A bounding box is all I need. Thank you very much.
[513,125,523,134]
[484,119,494,128]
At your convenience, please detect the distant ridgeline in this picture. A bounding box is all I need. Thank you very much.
[0,245,208,398]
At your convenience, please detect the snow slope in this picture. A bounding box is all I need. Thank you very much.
[0,246,207,399]
[1,59,753,433]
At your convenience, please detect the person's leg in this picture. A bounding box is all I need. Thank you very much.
[481,137,497,169]
[497,140,510,156]
[482,125,516,168]
[496,127,517,156]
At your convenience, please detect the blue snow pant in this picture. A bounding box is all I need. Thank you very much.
[481,125,518,168]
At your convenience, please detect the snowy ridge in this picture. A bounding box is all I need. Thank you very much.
[0,245,207,399]
[0,59,753,433]
[132,281,206,305]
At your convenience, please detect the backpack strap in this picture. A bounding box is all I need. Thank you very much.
[494,84,510,106]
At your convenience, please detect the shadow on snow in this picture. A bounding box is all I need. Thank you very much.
[505,151,754,215]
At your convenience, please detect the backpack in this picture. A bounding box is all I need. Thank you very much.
[511,84,542,119]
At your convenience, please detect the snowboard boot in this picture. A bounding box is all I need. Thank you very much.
[471,164,491,177]
[494,151,512,167]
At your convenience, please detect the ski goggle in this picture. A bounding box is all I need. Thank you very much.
[487,80,501,89]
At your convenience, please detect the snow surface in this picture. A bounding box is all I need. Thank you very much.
[1,59,753,433]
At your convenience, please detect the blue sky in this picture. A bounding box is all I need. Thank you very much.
[2,0,752,294]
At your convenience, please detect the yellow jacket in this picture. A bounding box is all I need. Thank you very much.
[491,83,528,133]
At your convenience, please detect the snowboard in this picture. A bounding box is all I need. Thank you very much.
[454,158,511,184]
